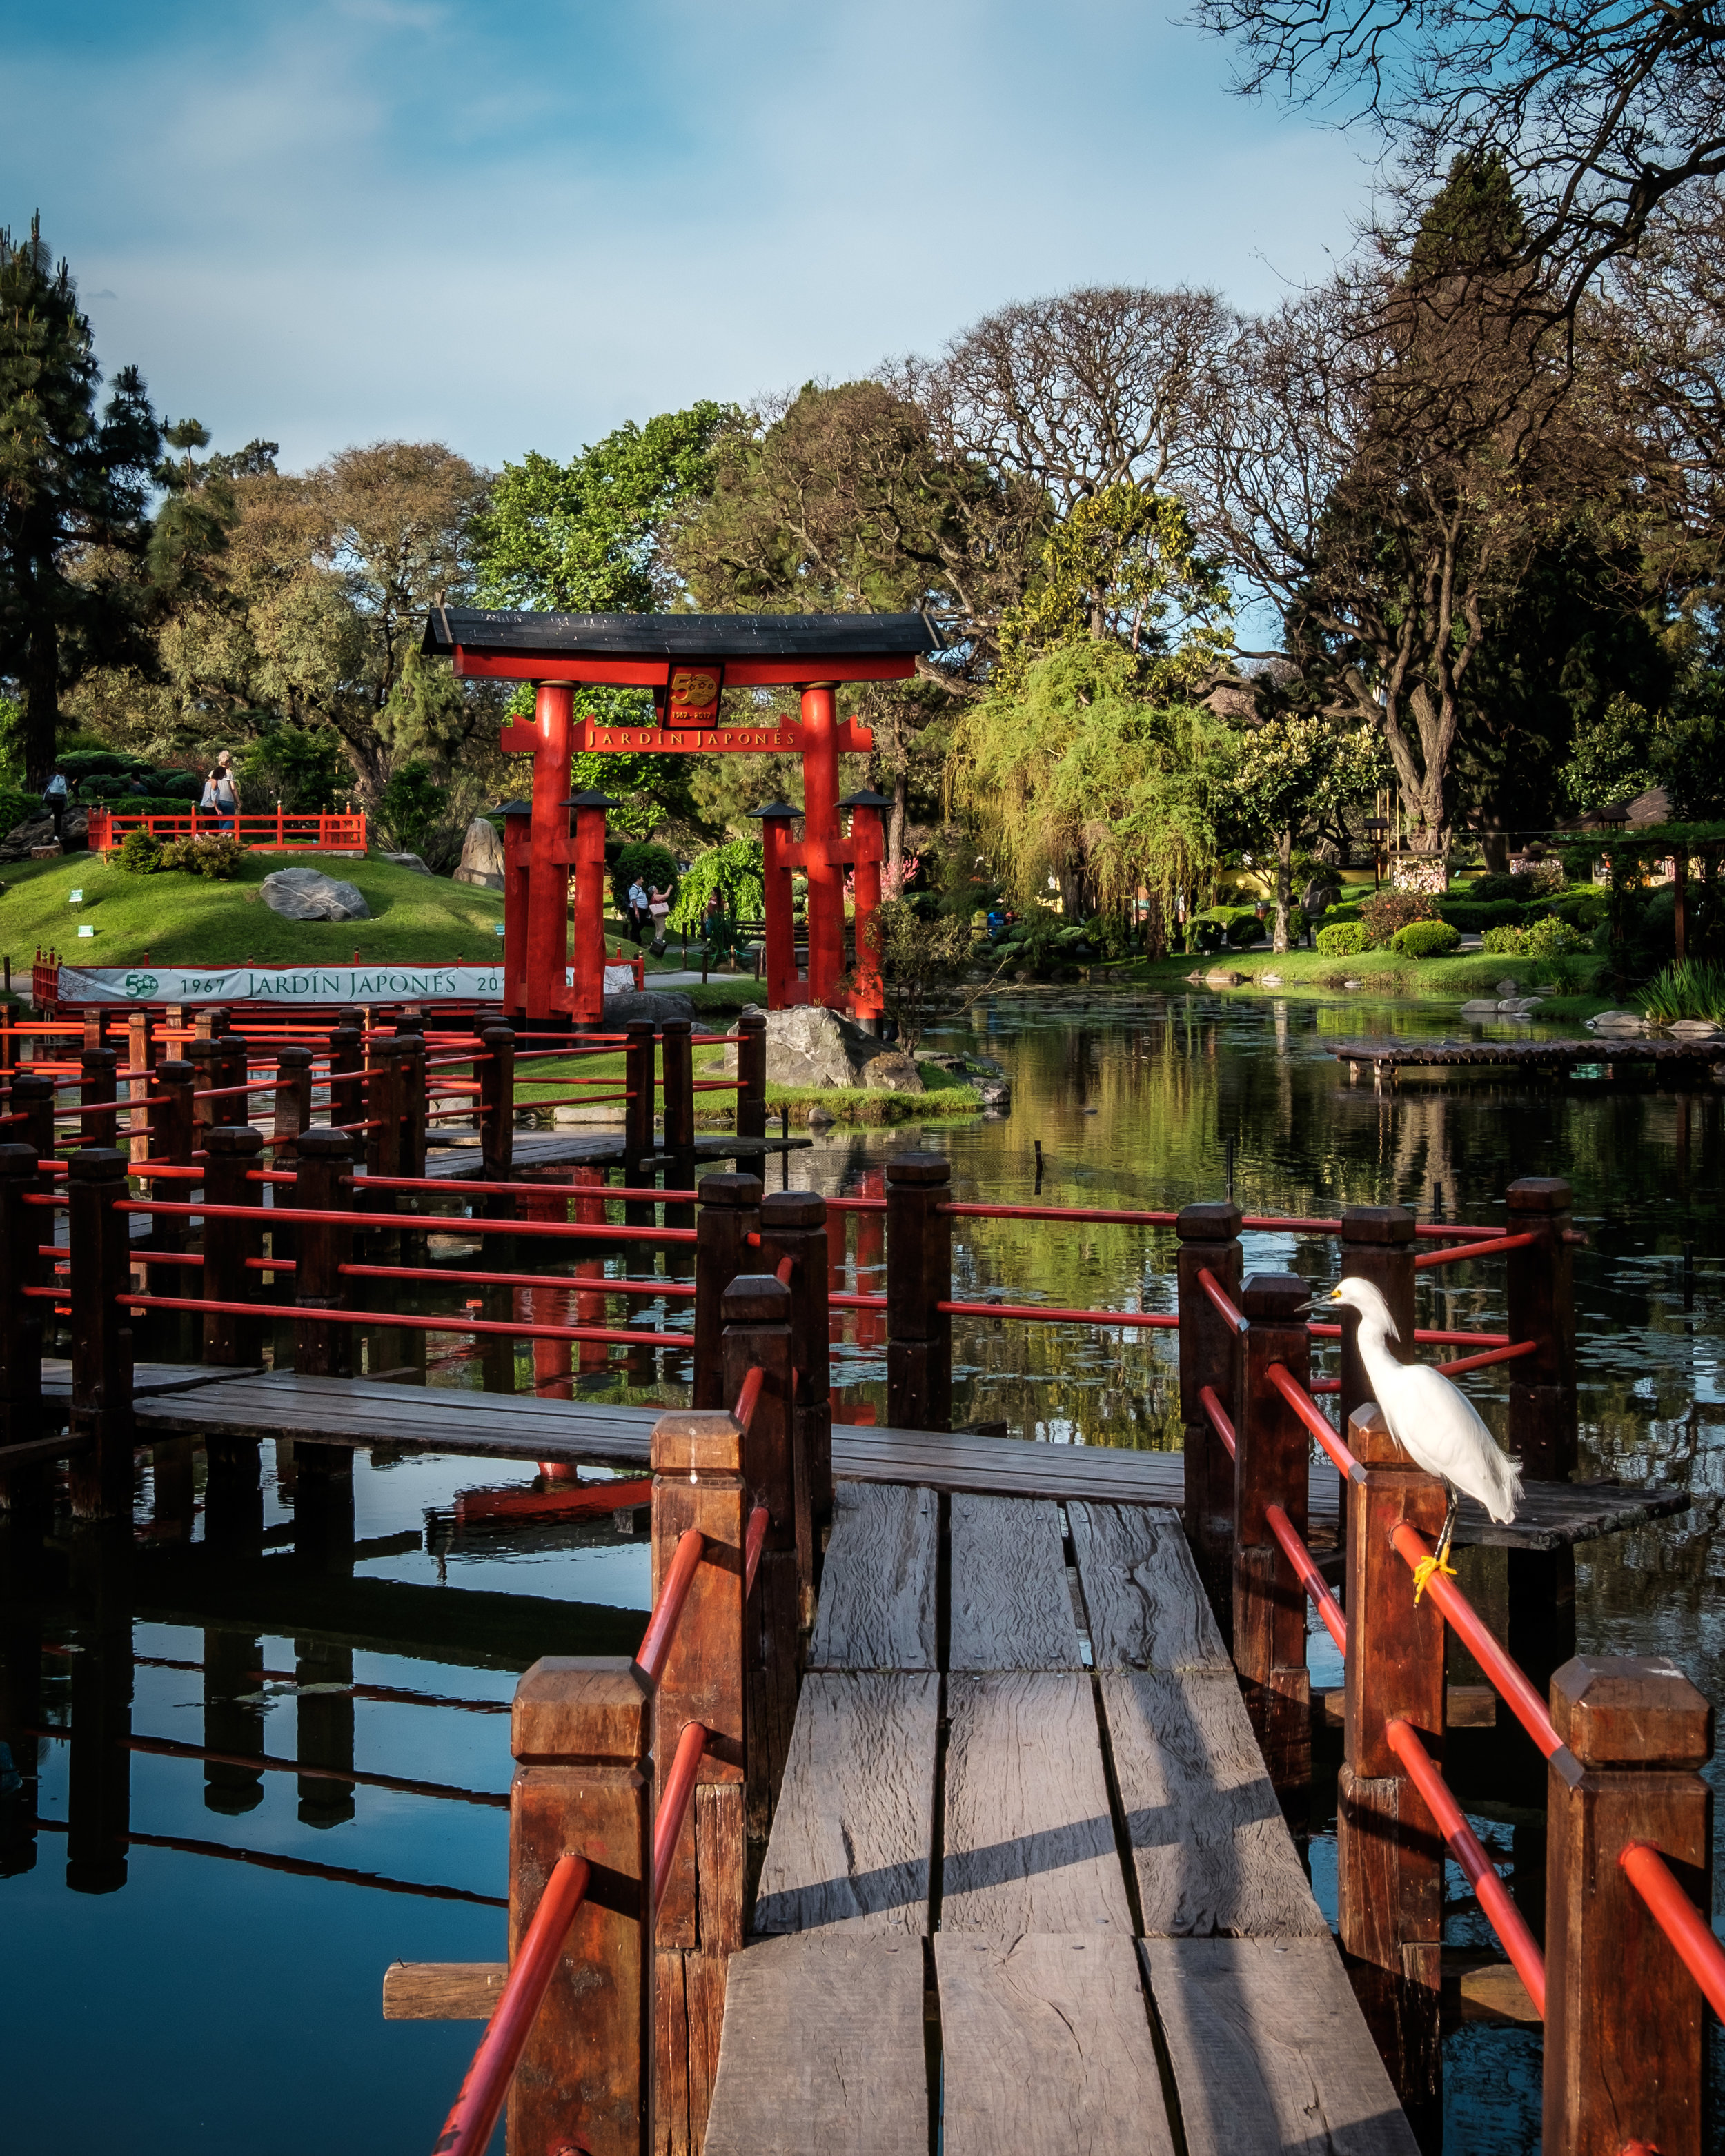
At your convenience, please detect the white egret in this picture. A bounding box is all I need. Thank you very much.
[1308,1277,1523,1599]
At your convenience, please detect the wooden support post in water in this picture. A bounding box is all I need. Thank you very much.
[1338,1402,1446,2117]
[201,1125,265,1367]
[1544,1656,1713,2156]
[1337,1203,1414,1427]
[734,1005,766,1142]
[885,1151,952,1432]
[507,1659,651,2156]
[692,1174,762,1412]
[721,1274,798,1842]
[1233,1272,1312,1797]
[477,1025,515,1178]
[760,1188,833,1556]
[1176,1199,1243,1643]
[67,1148,133,1519]
[81,1044,118,1151]
[272,1045,312,1163]
[648,1403,747,2156]
[660,1020,695,1232]
[0,1145,43,1478]
[292,1127,355,1379]
[1505,1175,1580,1717]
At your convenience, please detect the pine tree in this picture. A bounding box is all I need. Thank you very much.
[0,217,159,782]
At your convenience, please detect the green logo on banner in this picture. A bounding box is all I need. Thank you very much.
[123,973,159,1000]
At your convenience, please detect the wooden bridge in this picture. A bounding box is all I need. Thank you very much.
[0,1005,1719,2154]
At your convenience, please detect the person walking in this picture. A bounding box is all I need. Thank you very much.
[41,767,69,843]
[201,762,237,835]
[626,876,650,944]
[647,882,672,956]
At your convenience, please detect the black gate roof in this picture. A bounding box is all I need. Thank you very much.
[422,605,939,662]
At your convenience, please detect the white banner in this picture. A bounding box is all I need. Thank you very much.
[50,963,641,1007]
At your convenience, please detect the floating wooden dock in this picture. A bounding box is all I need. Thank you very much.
[705,1483,1417,2155]
[1333,1034,1725,1085]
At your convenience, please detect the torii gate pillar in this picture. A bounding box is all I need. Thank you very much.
[799,684,844,1007]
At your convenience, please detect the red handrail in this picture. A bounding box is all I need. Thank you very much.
[117,1292,677,1349]
[1199,1385,1236,1458]
[651,1719,709,1911]
[116,1198,697,1245]
[732,1365,765,1434]
[1384,1718,1548,2017]
[1414,1229,1541,1269]
[1265,1362,1360,1479]
[633,1529,704,1688]
[1264,1501,1347,1654]
[1197,1267,1249,1336]
[743,1505,768,1597]
[1430,1339,1540,1378]
[1619,1841,1725,2021]
[428,1849,591,2156]
[1388,1521,1569,1763]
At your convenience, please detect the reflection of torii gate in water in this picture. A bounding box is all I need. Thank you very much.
[422,608,938,1028]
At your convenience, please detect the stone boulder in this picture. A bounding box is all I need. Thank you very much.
[1460,998,1500,1018]
[262,867,371,922]
[860,1051,925,1093]
[379,851,432,876]
[0,815,55,862]
[1668,1018,1723,1042]
[600,988,696,1026]
[1588,1009,1648,1036]
[453,816,505,889]
[725,1006,903,1090]
[1204,968,1243,989]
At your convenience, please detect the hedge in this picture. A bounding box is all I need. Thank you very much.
[1316,922,1374,957]
[1390,920,1462,958]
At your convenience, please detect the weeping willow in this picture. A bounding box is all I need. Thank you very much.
[948,642,1228,913]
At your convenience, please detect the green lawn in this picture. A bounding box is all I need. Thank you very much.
[1123,945,1615,1016]
[512,1040,982,1124]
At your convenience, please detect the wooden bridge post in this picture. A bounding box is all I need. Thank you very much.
[649,1405,747,2156]
[272,1044,313,1163]
[81,1044,118,1151]
[365,1036,401,1190]
[10,1071,55,1185]
[1338,1402,1446,2115]
[735,1005,767,1142]
[760,1188,833,1551]
[1506,1175,1580,1718]
[661,1020,696,1232]
[187,1037,219,1147]
[623,1019,656,1178]
[213,1033,248,1125]
[1337,1204,1414,1427]
[477,1024,515,1178]
[126,1011,156,1170]
[722,1274,798,1841]
[292,1127,355,1379]
[1233,1272,1312,1797]
[1176,1199,1243,1641]
[1544,1656,1713,2156]
[391,1031,426,1181]
[327,1022,364,1137]
[1505,1175,1577,1480]
[201,1125,266,1367]
[886,1151,952,1431]
[66,1147,134,1519]
[0,1145,43,1474]
[507,1659,652,2156]
[692,1174,762,1411]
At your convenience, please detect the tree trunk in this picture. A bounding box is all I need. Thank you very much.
[1272,829,1293,953]
[1480,824,1510,873]
[885,771,907,898]
[24,602,59,792]
[1057,864,1086,920]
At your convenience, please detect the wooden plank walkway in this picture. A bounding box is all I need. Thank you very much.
[707,1486,1416,2154]
[126,1373,1686,1545]
[420,1131,810,1177]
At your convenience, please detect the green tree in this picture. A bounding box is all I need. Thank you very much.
[1224,707,1387,949]
[1559,694,1665,811]
[0,218,160,782]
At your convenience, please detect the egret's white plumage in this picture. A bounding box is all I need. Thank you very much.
[1319,1278,1521,1590]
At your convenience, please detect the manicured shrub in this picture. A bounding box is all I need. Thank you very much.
[116,829,164,875]
[1525,912,1581,956]
[1361,888,1438,945]
[1316,921,1374,957]
[1480,924,1528,954]
[1390,920,1461,959]
[158,834,245,880]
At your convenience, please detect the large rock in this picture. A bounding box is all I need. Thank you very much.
[1460,998,1500,1018]
[452,816,505,889]
[601,988,695,1026]
[262,867,371,922]
[0,815,55,862]
[1668,1018,1723,1042]
[379,851,432,876]
[727,1006,907,1090]
[860,1051,925,1093]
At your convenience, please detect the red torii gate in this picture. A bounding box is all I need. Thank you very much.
[423,607,937,1027]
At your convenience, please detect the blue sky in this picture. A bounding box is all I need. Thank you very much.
[1,0,1371,475]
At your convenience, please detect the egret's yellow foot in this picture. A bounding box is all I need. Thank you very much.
[1411,1551,1459,1605]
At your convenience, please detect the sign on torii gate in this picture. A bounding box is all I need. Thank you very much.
[422,607,939,1027]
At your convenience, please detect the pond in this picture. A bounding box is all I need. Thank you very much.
[2,985,1719,2153]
